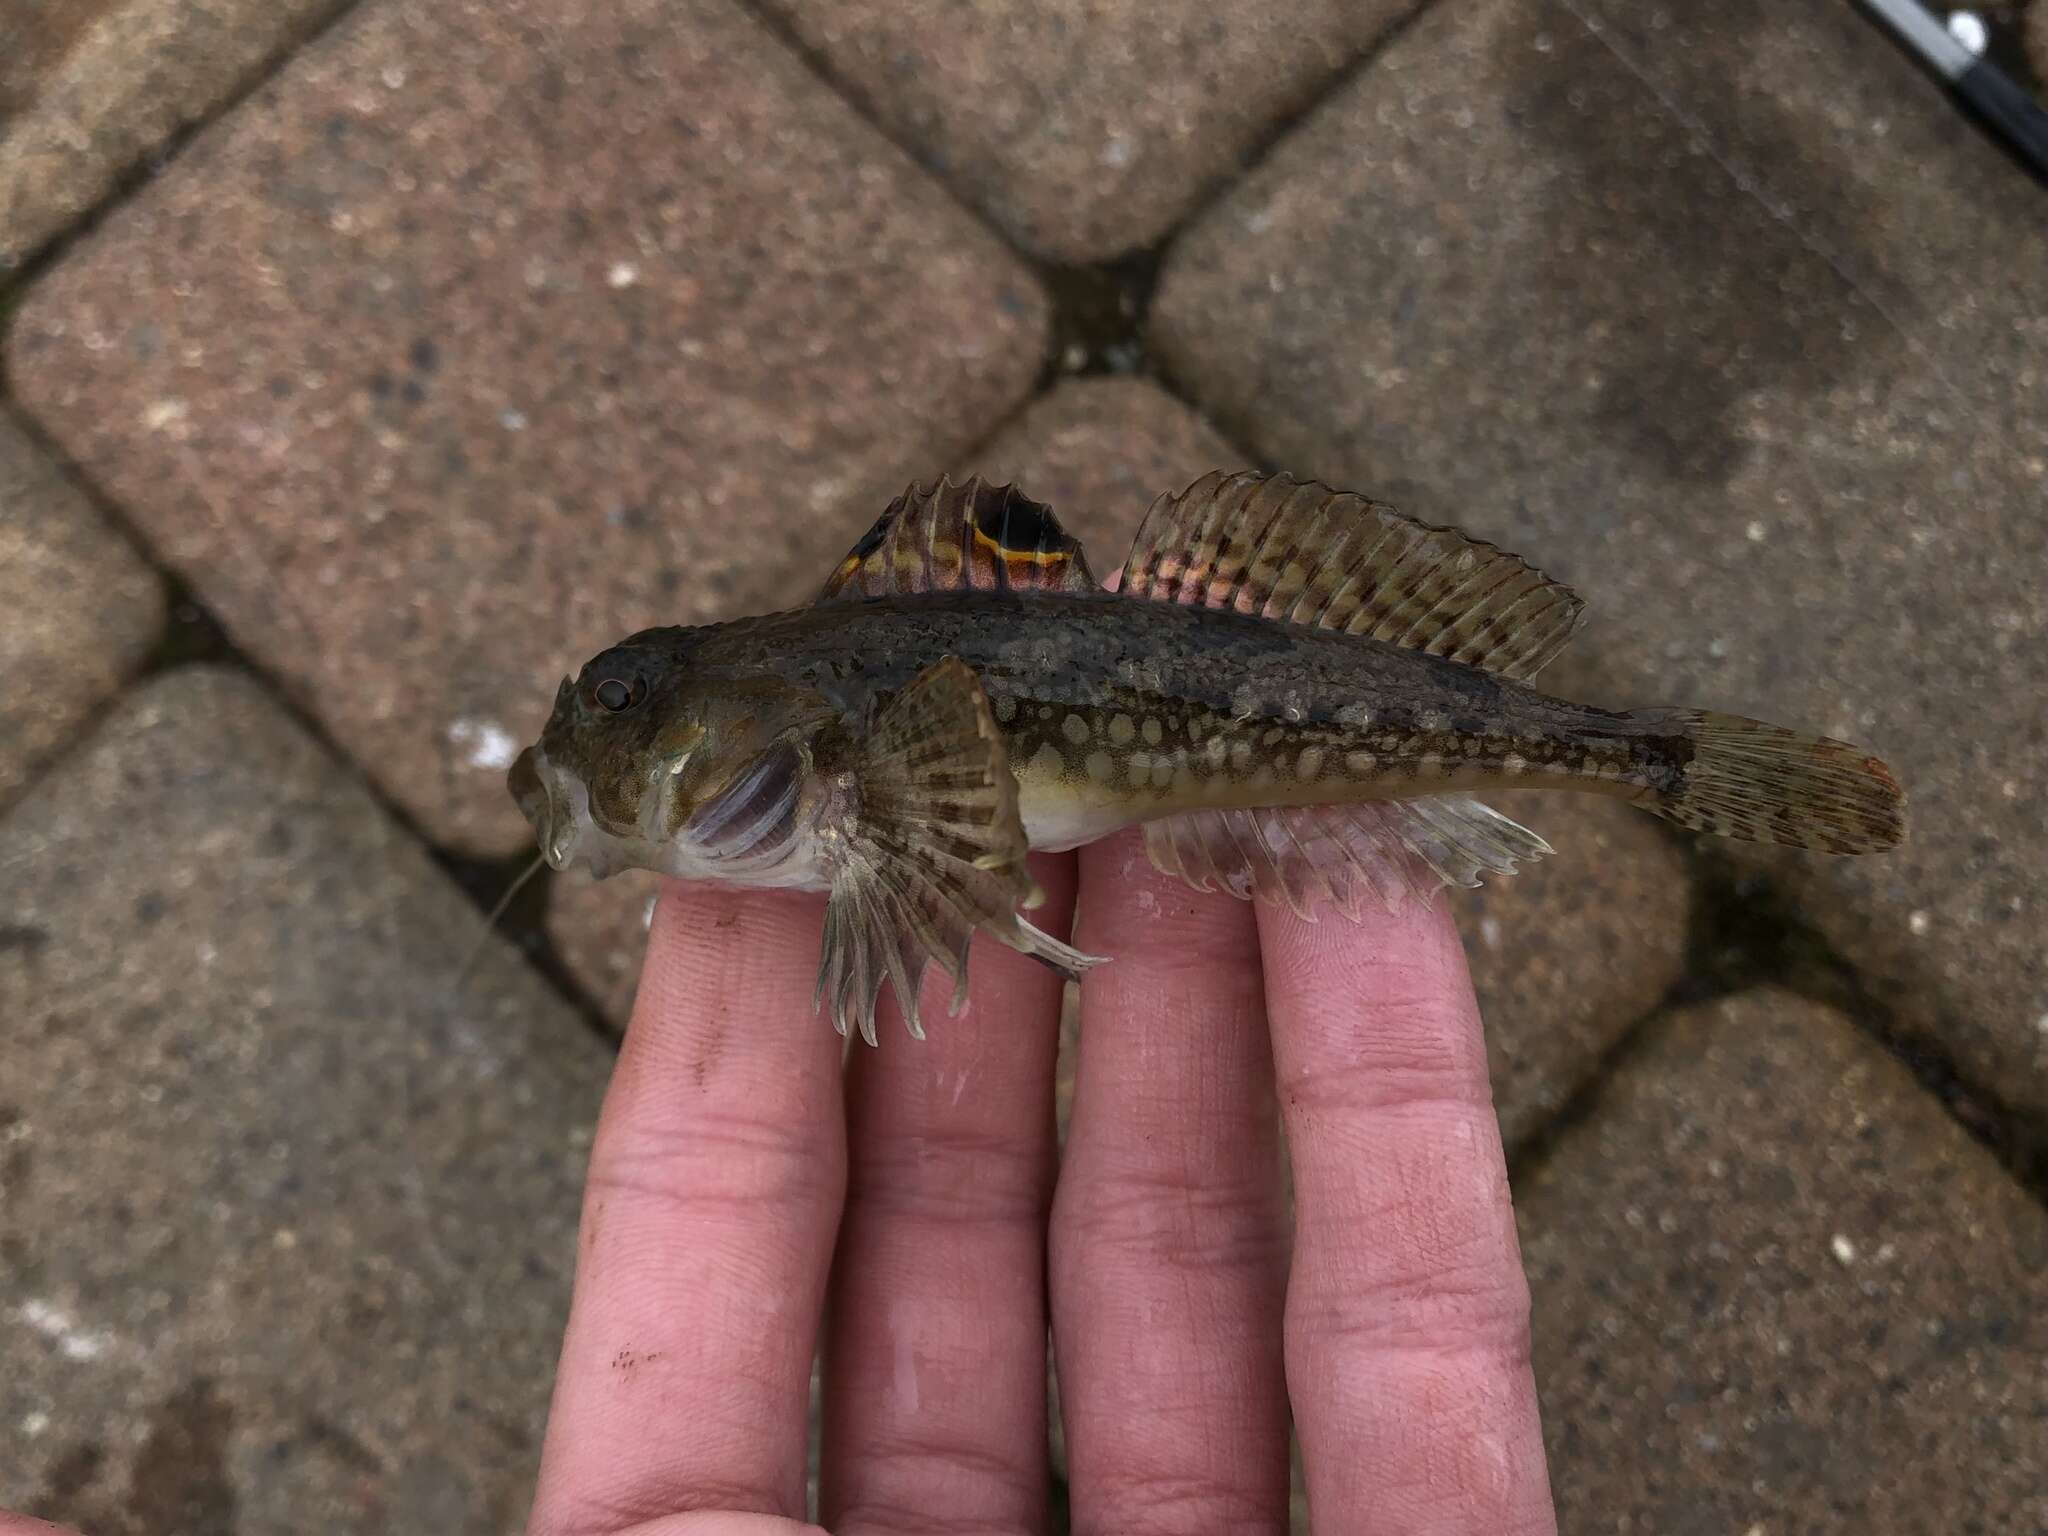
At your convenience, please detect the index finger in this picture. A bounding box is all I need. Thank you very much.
[528,879,845,1534]
[1258,895,1556,1536]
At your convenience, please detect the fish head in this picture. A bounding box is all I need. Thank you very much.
[510,630,824,883]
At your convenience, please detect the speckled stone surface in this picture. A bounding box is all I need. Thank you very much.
[2028,0,2048,85]
[8,0,1049,855]
[1458,792,1690,1150]
[1518,989,2048,1533]
[0,0,346,271]
[0,667,607,1530]
[1152,0,2048,1117]
[547,866,658,1028]
[747,0,1415,263]
[0,408,163,810]
[961,376,1245,560]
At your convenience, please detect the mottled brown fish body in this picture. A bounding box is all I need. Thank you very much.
[512,470,1905,1044]
[660,591,1672,842]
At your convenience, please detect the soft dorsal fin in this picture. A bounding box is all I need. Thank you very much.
[820,475,1097,601]
[1119,471,1583,682]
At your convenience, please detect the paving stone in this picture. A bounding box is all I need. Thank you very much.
[9,0,1049,856]
[0,667,608,1529]
[0,409,164,810]
[0,0,346,272]
[1459,792,1691,1150]
[748,0,1416,263]
[1153,0,2048,1117]
[1517,989,2048,1532]
[961,375,1245,560]
[548,867,658,1028]
[2033,1,2048,83]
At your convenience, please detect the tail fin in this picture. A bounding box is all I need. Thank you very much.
[1632,709,1905,854]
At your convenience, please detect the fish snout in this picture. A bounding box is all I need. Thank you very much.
[509,744,577,869]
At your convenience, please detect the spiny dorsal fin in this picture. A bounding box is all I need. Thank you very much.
[1119,471,1584,682]
[820,475,1097,602]
[816,656,1100,1045]
[1143,795,1550,920]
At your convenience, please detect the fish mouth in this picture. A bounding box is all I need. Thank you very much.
[508,744,578,870]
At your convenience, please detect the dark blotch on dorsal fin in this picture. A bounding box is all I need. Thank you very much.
[1119,471,1584,683]
[819,475,1098,602]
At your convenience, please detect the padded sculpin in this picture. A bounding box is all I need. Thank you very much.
[510,471,1905,1044]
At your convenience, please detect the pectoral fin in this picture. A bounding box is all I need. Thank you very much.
[817,655,1100,1045]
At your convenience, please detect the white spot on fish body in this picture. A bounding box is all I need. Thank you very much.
[1109,714,1135,745]
[1296,746,1324,778]
[1063,713,1091,745]
[1086,750,1115,784]
[1140,716,1162,746]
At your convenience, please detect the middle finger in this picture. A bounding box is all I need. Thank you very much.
[1051,829,1292,1534]
[821,853,1078,1534]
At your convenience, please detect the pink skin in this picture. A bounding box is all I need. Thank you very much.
[5,839,1553,1536]
[522,832,1554,1536]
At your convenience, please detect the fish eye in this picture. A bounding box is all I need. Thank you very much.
[591,675,646,714]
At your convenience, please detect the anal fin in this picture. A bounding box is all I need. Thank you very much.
[1143,795,1550,920]
[817,655,1102,1045]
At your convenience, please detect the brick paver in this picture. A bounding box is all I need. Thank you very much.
[750,0,1416,263]
[0,0,345,271]
[9,0,1048,854]
[1152,0,2048,1117]
[1519,989,2048,1532]
[0,408,163,809]
[0,667,607,1529]
[1462,792,1689,1149]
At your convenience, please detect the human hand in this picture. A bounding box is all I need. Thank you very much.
[523,827,1556,1535]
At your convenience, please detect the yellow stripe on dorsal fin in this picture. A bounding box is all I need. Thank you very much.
[818,475,1098,602]
[1118,471,1584,682]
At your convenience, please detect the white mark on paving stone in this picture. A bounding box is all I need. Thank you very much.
[1907,910,1931,936]
[499,408,528,432]
[607,261,640,289]
[142,398,188,431]
[1479,916,1503,950]
[449,718,519,771]
[21,1410,49,1439]
[20,1299,115,1361]
[1830,1233,1857,1266]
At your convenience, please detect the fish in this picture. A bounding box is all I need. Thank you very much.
[509,471,1905,1044]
